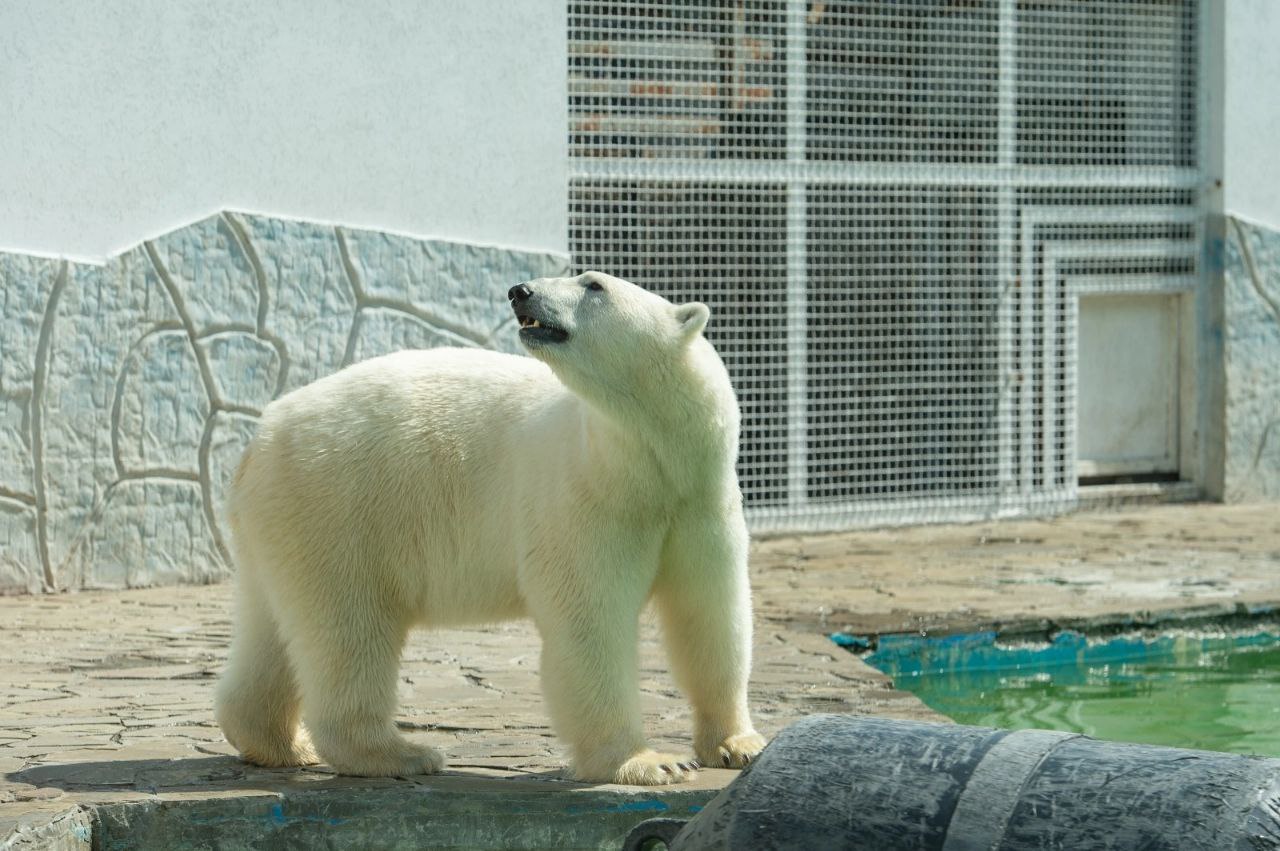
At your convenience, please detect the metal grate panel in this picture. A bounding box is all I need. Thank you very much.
[569,3,788,159]
[805,186,1000,501]
[568,0,1204,532]
[806,2,999,163]
[569,180,791,504]
[1015,0,1198,166]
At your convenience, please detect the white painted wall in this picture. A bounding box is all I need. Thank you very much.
[1224,0,1280,229]
[9,2,1269,254]
[0,0,567,261]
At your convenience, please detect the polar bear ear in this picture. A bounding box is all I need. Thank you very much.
[674,301,711,342]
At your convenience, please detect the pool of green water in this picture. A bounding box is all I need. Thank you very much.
[850,627,1280,757]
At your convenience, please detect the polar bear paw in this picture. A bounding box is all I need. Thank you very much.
[595,750,700,786]
[276,728,321,767]
[229,727,321,769]
[698,732,767,769]
[324,738,446,778]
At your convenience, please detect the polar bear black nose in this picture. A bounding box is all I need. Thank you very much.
[508,283,533,303]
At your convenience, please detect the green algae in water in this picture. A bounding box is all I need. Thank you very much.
[861,629,1280,757]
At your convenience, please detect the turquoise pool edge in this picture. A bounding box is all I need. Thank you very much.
[835,616,1280,758]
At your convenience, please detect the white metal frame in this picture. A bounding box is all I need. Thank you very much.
[1071,279,1189,479]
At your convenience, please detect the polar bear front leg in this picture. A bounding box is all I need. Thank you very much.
[536,618,698,785]
[525,541,698,787]
[655,503,767,769]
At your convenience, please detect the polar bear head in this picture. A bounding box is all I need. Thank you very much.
[507,272,731,426]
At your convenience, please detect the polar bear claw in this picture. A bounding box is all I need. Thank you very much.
[606,751,700,786]
[700,732,768,768]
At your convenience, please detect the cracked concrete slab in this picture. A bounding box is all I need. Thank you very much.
[756,503,1280,639]
[0,585,921,848]
[1,503,1277,847]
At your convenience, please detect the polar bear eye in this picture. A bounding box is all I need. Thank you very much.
[586,280,604,293]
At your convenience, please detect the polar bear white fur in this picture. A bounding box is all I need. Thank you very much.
[214,271,765,785]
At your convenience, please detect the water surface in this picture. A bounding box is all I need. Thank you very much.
[860,628,1280,757]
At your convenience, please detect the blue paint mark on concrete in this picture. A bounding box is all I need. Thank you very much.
[830,632,873,650]
[263,803,347,828]
[566,799,670,816]
[72,822,92,841]
[614,800,669,814]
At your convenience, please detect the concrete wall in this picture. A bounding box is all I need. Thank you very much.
[0,0,567,261]
[1221,3,1280,501]
[0,3,1273,595]
[1224,0,1280,230]
[0,1,571,592]
[1222,215,1280,502]
[0,214,569,593]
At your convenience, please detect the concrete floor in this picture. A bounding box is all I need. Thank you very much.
[2,502,1278,848]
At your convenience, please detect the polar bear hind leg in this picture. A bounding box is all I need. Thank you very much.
[214,573,318,768]
[282,586,444,778]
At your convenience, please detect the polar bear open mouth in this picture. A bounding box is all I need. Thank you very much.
[517,314,569,344]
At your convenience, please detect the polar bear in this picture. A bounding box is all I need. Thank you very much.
[214,271,765,785]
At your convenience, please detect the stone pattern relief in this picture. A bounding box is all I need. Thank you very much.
[0,213,568,593]
[1223,215,1280,502]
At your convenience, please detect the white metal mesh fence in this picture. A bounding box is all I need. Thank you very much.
[568,0,1203,532]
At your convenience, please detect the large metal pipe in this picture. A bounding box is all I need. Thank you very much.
[624,714,1280,850]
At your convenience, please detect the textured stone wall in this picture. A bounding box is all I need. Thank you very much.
[1223,215,1280,502]
[0,213,568,593]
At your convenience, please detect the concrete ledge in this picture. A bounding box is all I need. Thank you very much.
[1075,480,1202,510]
[3,774,716,851]
[0,805,92,851]
[94,776,712,851]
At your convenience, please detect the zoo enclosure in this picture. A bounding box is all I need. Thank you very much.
[567,0,1215,532]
